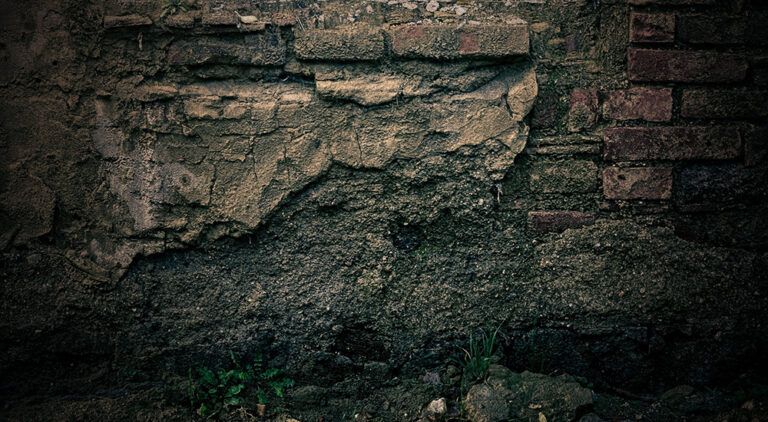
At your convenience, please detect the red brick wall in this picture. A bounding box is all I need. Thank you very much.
[530,0,767,235]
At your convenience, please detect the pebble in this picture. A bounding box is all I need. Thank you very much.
[425,398,447,420]
[426,0,440,12]
[455,5,467,16]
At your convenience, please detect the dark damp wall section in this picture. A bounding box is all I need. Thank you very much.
[1,0,767,419]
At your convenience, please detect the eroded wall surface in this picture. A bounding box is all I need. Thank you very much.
[1,0,768,415]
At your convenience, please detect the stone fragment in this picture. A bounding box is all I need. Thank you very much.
[294,27,386,61]
[506,68,539,121]
[464,366,594,422]
[132,83,179,102]
[464,383,510,422]
[316,75,405,106]
[104,14,152,28]
[567,88,598,133]
[168,36,285,66]
[423,398,447,421]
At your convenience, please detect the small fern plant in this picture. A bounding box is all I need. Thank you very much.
[249,353,294,405]
[188,351,294,419]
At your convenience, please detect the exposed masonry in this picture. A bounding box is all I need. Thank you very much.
[596,0,767,204]
[90,15,537,272]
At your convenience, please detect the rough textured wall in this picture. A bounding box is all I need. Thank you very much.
[1,0,767,420]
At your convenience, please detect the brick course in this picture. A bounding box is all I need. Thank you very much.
[628,49,748,83]
[168,37,286,66]
[681,89,768,119]
[388,23,529,59]
[603,88,672,122]
[604,127,741,161]
[294,27,386,61]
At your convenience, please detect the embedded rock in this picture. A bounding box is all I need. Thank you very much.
[464,365,593,422]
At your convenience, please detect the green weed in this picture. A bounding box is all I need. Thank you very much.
[525,325,550,374]
[188,351,294,419]
[450,325,501,397]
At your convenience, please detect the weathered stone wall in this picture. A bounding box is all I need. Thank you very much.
[1,0,767,419]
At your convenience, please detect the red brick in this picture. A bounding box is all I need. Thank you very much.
[529,211,596,234]
[603,87,672,122]
[567,88,599,132]
[388,23,529,59]
[629,0,715,4]
[681,89,768,119]
[630,13,675,43]
[603,127,741,161]
[628,49,748,83]
[678,15,745,45]
[603,167,673,200]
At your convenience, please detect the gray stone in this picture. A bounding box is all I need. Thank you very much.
[465,383,511,422]
[464,366,594,422]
